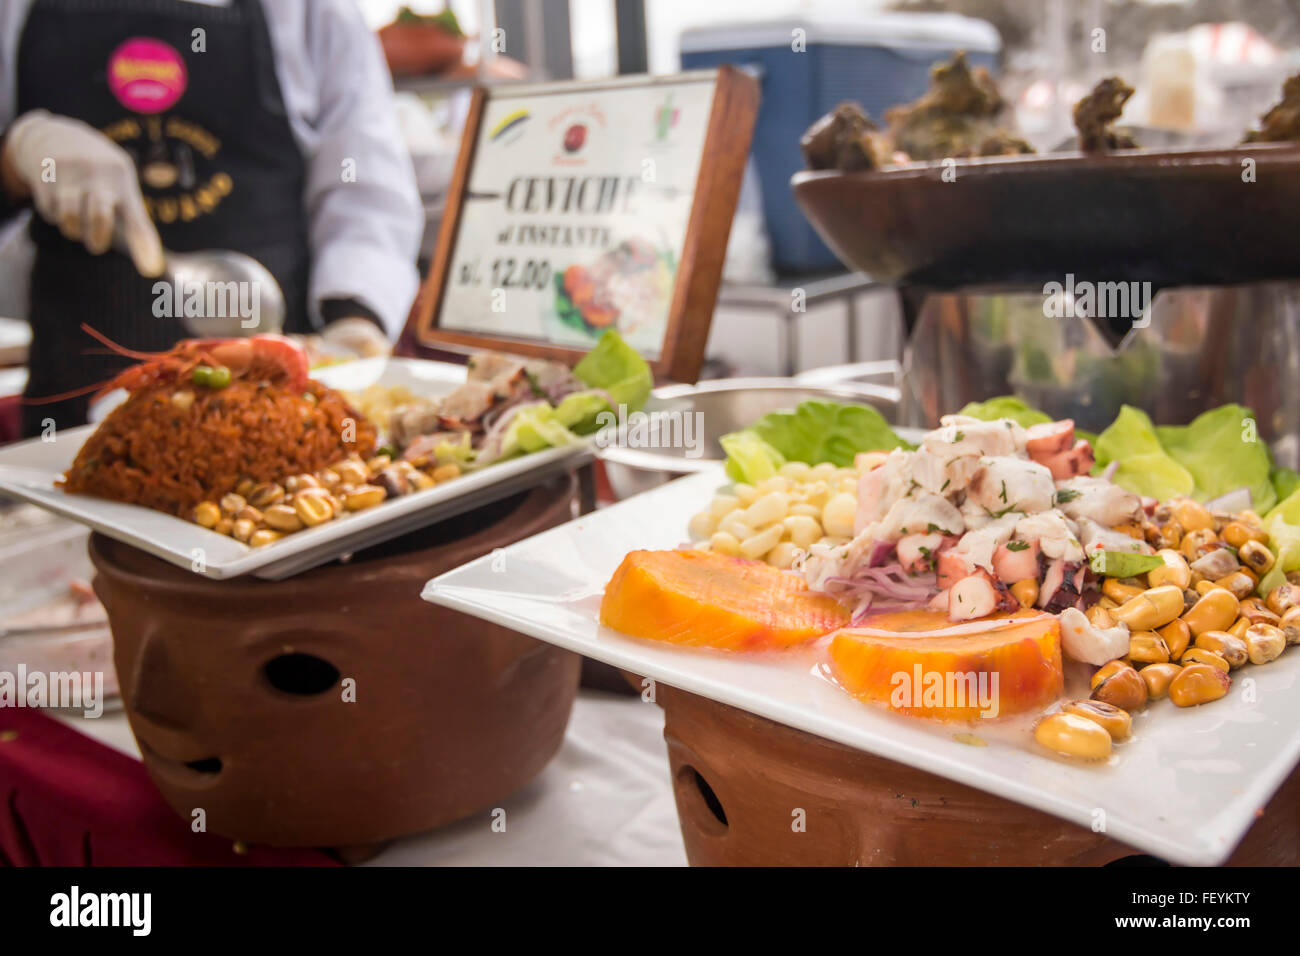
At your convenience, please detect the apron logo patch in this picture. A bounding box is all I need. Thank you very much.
[108,38,188,113]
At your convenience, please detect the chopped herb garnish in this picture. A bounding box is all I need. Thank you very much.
[1006,540,1030,552]
[940,478,951,492]
[952,430,966,442]
[918,546,932,558]
[999,480,1008,504]
[1054,488,1082,504]
[926,523,953,535]
[983,505,1018,519]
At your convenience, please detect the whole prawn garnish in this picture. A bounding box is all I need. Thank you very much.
[30,325,311,405]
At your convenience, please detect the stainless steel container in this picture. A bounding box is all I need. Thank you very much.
[600,378,901,499]
[805,283,1300,470]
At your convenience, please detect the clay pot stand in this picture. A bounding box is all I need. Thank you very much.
[655,683,1300,866]
[91,476,582,854]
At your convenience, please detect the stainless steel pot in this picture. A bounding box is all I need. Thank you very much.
[806,282,1300,470]
[599,378,901,500]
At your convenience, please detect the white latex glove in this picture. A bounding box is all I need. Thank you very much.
[1,109,165,276]
[320,317,391,359]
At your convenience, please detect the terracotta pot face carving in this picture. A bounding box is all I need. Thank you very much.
[657,684,1300,866]
[91,478,581,848]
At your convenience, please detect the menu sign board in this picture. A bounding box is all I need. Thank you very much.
[407,68,758,383]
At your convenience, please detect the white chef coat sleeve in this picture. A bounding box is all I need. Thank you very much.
[301,0,422,337]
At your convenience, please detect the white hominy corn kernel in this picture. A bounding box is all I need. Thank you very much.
[790,503,822,518]
[709,531,741,556]
[810,463,838,482]
[818,536,849,548]
[709,494,739,518]
[766,541,801,570]
[687,511,718,541]
[717,513,755,541]
[838,477,858,494]
[733,483,758,506]
[801,481,830,507]
[783,515,822,549]
[740,524,784,560]
[822,492,857,538]
[779,461,811,480]
[744,492,789,528]
[757,476,791,495]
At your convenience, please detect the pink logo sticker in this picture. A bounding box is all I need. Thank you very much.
[107,38,187,113]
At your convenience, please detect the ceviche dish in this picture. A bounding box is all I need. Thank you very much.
[600,398,1300,763]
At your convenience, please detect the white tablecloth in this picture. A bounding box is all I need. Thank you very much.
[58,689,688,867]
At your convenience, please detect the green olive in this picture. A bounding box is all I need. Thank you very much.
[192,364,232,388]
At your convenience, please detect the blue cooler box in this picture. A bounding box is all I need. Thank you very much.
[681,14,1000,275]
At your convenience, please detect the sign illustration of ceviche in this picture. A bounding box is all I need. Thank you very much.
[409,70,758,384]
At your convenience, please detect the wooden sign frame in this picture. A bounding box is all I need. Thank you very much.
[397,67,759,384]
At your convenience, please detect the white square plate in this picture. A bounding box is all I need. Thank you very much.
[0,358,590,580]
[423,467,1300,865]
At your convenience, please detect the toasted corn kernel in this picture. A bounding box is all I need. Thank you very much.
[1180,647,1230,672]
[409,470,435,491]
[1214,572,1256,601]
[1097,596,1119,610]
[1147,550,1191,590]
[1194,580,1219,596]
[1063,699,1132,741]
[1228,616,1251,639]
[248,529,283,548]
[1239,600,1280,626]
[334,460,368,486]
[1157,618,1191,659]
[1282,606,1300,645]
[1245,624,1286,664]
[285,473,319,493]
[1173,499,1214,533]
[219,492,246,516]
[1182,589,1240,637]
[1266,584,1300,617]
[1033,713,1113,760]
[1223,521,1268,548]
[1090,659,1133,690]
[1169,663,1231,707]
[344,484,386,511]
[1194,630,1248,668]
[1092,664,1148,711]
[1238,540,1275,574]
[293,488,334,526]
[1102,578,1146,603]
[1129,631,1171,664]
[366,455,392,474]
[234,477,255,498]
[263,504,303,532]
[1140,662,1182,699]
[1010,578,1038,609]
[248,482,284,508]
[213,517,233,537]
[231,517,255,543]
[193,501,221,528]
[315,468,341,492]
[431,463,462,482]
[1086,604,1117,629]
[1112,585,1184,631]
[1180,528,1219,561]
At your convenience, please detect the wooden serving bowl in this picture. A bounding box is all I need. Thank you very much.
[91,476,580,849]
[656,683,1300,866]
[379,22,465,77]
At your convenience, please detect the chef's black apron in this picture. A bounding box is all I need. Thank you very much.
[16,0,311,437]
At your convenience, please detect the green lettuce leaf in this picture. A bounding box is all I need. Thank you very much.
[572,330,652,413]
[554,390,613,436]
[501,404,581,458]
[1155,405,1276,513]
[1259,513,1300,596]
[721,431,786,484]
[721,400,905,484]
[1091,405,1195,498]
[1272,467,1300,504]
[957,396,1052,428]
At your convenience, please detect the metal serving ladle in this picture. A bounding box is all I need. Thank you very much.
[114,227,286,337]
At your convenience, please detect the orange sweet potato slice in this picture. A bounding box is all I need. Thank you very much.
[829,609,1063,721]
[600,549,850,651]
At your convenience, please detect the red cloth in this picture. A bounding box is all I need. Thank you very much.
[0,708,338,866]
[0,392,20,446]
